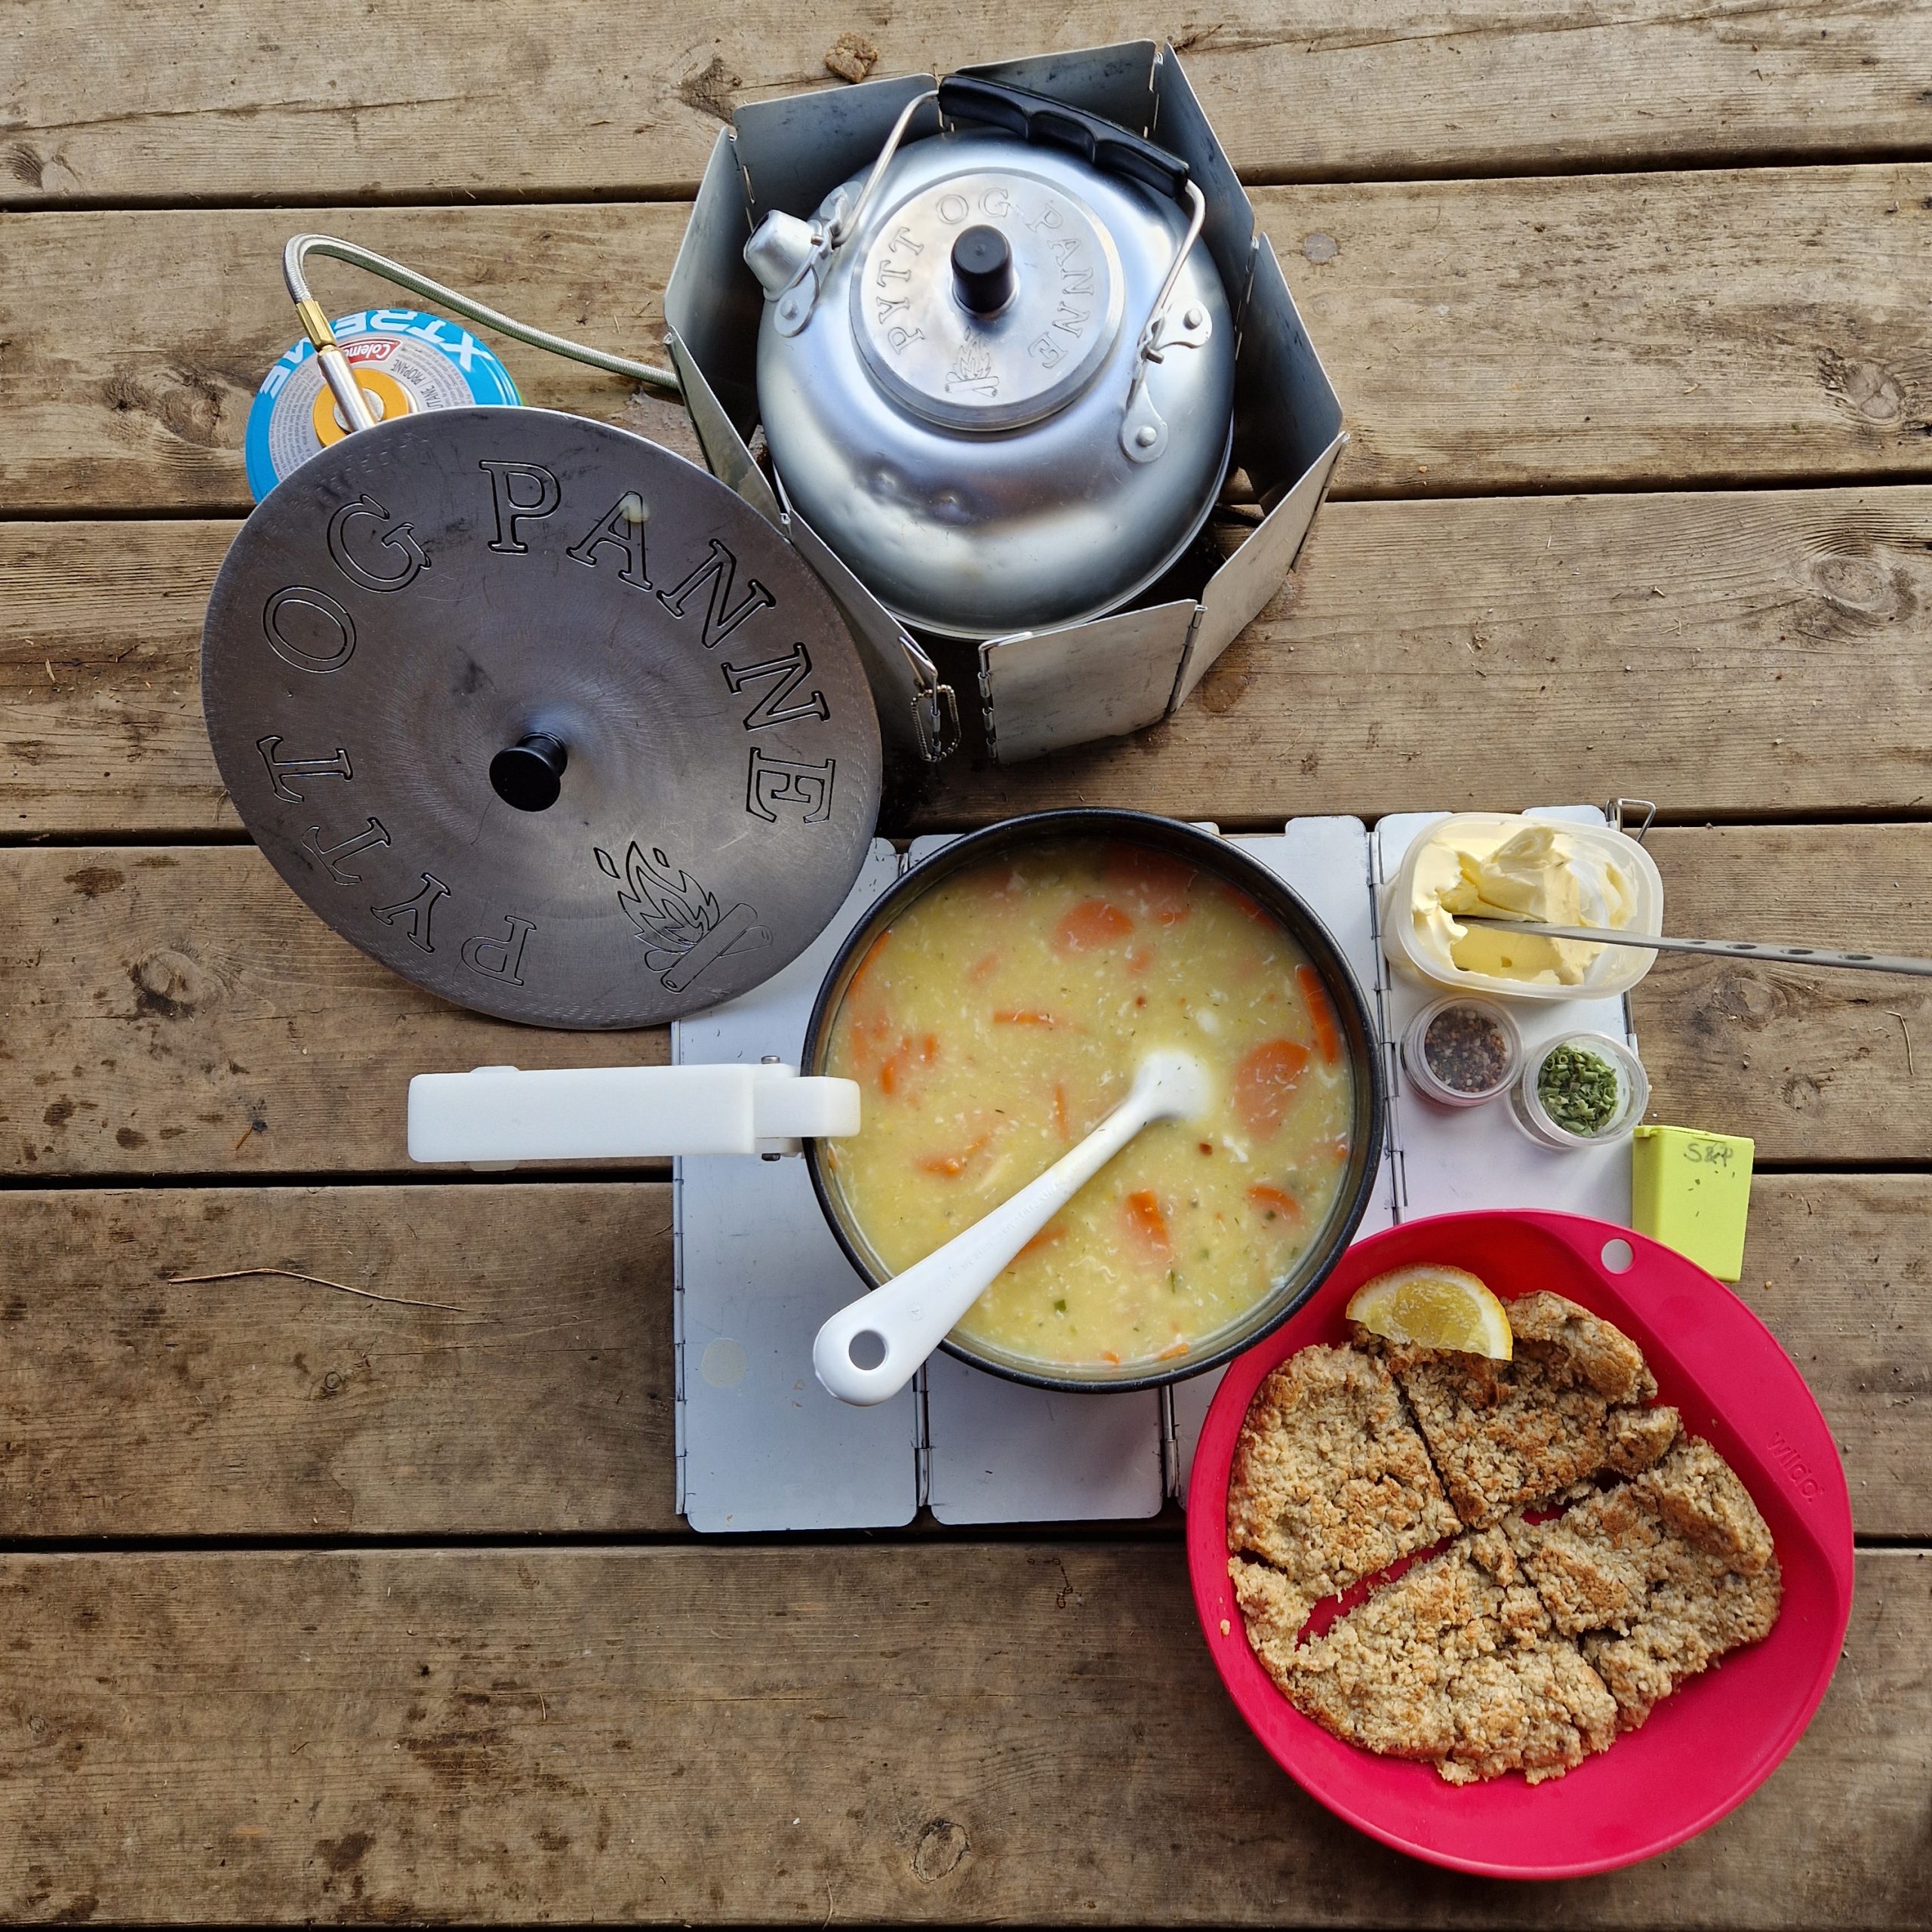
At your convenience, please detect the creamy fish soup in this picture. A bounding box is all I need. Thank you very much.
[822,838,1355,1371]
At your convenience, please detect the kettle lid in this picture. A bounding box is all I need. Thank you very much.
[851,165,1127,432]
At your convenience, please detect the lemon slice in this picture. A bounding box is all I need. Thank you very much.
[1346,1263,1513,1359]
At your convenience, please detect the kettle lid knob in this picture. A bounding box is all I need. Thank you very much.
[950,225,1014,315]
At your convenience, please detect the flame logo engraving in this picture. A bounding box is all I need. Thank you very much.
[945,334,998,393]
[594,841,768,993]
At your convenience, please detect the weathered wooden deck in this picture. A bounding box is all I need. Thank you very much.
[2,6,1929,1921]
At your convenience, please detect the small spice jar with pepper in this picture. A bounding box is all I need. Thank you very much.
[1401,995,1522,1109]
[1510,1030,1650,1151]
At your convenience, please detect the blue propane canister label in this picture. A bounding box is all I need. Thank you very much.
[244,307,521,500]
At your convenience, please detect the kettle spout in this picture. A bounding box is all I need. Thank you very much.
[744,212,822,299]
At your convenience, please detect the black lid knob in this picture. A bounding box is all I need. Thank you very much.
[951,226,1014,316]
[489,732,568,812]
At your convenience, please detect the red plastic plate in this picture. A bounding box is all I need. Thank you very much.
[1186,1210,1854,1878]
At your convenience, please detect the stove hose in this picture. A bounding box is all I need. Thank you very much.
[281,232,683,434]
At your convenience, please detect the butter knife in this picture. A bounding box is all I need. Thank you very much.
[1454,916,1932,982]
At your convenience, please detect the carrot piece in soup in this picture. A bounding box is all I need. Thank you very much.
[1297,964,1343,1065]
[1103,844,1197,924]
[1232,1038,1312,1138]
[845,928,891,1001]
[1155,1340,1190,1361]
[875,1031,940,1100]
[917,1133,993,1179]
[1222,886,1273,925]
[967,950,1001,984]
[1017,1223,1064,1260]
[1121,1189,1173,1263]
[1054,898,1134,953]
[1124,943,1155,976]
[1246,1183,1304,1224]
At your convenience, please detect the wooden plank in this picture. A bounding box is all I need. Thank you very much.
[0,1543,1921,1924]
[7,4,1932,207]
[2,520,237,838]
[0,205,687,516]
[2,828,1926,1175]
[11,487,1932,838]
[1282,164,1932,497]
[1738,1177,1932,1537]
[1638,825,1932,1166]
[7,171,1932,513]
[0,847,669,1179]
[928,485,1932,823]
[0,1177,1918,1539]
[0,1184,677,1538]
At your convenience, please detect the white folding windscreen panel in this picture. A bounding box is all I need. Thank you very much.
[675,810,1635,1531]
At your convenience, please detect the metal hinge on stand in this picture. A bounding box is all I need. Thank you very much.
[913,674,961,765]
[912,1367,932,1508]
[1606,798,1657,842]
[1365,826,1408,1220]
[672,1157,689,1516]
[1605,801,1655,1051]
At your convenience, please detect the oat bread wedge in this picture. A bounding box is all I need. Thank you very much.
[1282,1527,1617,1784]
[1443,1531,1618,1786]
[1225,1343,1460,1634]
[1507,1291,1655,1402]
[1362,1294,1680,1527]
[1275,1540,1481,1764]
[1438,1643,1621,1786]
[1507,1438,1783,1729]
[1227,1556,1311,1687]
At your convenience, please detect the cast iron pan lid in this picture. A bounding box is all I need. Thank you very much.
[201,406,882,1028]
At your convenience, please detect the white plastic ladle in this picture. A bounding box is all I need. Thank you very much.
[812,1048,1211,1407]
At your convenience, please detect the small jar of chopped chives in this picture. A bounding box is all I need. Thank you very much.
[1509,1030,1650,1151]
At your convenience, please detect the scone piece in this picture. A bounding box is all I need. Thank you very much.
[1284,1529,1616,1785]
[1364,1291,1681,1527]
[1509,1292,1654,1402]
[1225,1344,1460,1635]
[1506,1437,1783,1729]
[1276,1540,1484,1763]
[1440,1641,1621,1787]
[1227,1555,1311,1688]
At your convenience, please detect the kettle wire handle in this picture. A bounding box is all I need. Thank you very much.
[936,75,1192,205]
[934,74,1210,467]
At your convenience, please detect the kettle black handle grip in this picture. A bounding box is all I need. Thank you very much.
[937,75,1192,205]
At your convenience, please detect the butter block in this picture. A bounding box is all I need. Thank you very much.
[1631,1126,1755,1282]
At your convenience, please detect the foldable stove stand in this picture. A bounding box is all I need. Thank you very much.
[673,810,1635,1531]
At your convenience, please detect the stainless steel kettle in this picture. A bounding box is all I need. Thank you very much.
[741,76,1237,642]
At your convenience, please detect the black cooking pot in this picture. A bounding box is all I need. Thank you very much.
[409,807,1386,1395]
[801,809,1387,1392]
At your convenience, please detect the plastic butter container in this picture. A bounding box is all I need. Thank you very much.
[1632,1126,1755,1282]
[1380,812,1664,1002]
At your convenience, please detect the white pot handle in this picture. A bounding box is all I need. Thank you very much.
[408,1063,860,1168]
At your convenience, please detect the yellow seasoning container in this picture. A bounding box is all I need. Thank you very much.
[1631,1126,1755,1282]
